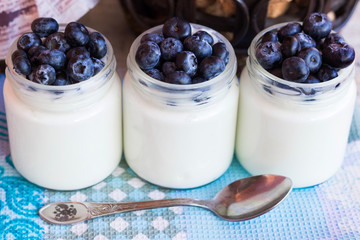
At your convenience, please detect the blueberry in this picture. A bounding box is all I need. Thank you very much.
[65,22,90,46]
[212,42,229,65]
[281,36,299,58]
[13,56,31,75]
[87,32,107,59]
[159,37,183,61]
[183,35,212,60]
[67,55,94,81]
[66,47,90,59]
[141,33,165,45]
[297,47,322,73]
[304,75,321,84]
[192,77,207,84]
[317,65,338,81]
[11,49,28,62]
[261,30,279,43]
[136,41,161,70]
[34,64,56,85]
[322,43,355,68]
[162,17,191,40]
[303,12,332,40]
[161,61,177,76]
[175,51,198,77]
[27,45,47,64]
[323,33,346,46]
[294,32,316,50]
[144,68,164,81]
[165,71,191,84]
[17,32,41,51]
[44,32,71,52]
[38,49,67,70]
[269,67,283,79]
[193,30,214,45]
[282,56,309,82]
[31,17,59,38]
[278,22,302,41]
[92,57,105,75]
[199,56,225,80]
[255,41,282,70]
[53,71,70,86]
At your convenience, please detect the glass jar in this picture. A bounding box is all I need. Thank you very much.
[4,26,122,190]
[123,24,239,189]
[235,23,357,188]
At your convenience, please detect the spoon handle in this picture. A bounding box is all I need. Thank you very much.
[86,198,207,218]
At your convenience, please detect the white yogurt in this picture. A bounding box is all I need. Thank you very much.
[123,24,239,188]
[4,27,122,190]
[235,23,356,188]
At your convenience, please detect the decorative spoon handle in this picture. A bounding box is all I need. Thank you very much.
[39,199,208,225]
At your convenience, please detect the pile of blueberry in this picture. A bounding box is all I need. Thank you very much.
[12,18,107,85]
[135,17,229,84]
[256,12,355,83]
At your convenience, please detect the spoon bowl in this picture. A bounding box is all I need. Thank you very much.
[39,174,292,225]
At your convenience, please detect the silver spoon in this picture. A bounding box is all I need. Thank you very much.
[39,174,292,224]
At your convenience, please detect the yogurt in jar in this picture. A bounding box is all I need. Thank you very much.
[4,26,122,190]
[123,24,239,189]
[235,23,356,188]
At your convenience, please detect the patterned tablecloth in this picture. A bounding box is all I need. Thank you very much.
[0,72,360,240]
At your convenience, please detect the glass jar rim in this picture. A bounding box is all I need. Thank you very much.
[248,22,354,90]
[5,24,115,92]
[127,23,237,92]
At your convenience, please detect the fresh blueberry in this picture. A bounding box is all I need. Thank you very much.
[304,75,321,84]
[67,55,94,81]
[294,32,316,50]
[161,61,177,76]
[303,12,332,40]
[159,37,183,61]
[199,56,225,80]
[317,65,338,81]
[136,41,161,70]
[261,30,279,43]
[11,49,28,62]
[297,47,322,73]
[162,17,191,40]
[27,45,47,64]
[17,32,41,51]
[38,49,67,70]
[255,41,282,70]
[212,42,229,65]
[175,51,198,77]
[192,77,207,84]
[323,33,346,46]
[144,68,164,81]
[269,67,283,79]
[87,32,107,59]
[193,30,214,45]
[53,71,70,86]
[322,43,355,68]
[44,32,71,52]
[277,22,302,41]
[281,36,299,58]
[141,33,165,45]
[282,56,309,82]
[165,71,192,84]
[66,47,90,59]
[65,22,90,46]
[184,35,212,60]
[31,17,59,38]
[13,56,31,75]
[33,64,56,85]
[92,57,105,75]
